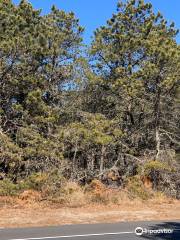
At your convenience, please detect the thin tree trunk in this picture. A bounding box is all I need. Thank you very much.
[100,145,106,174]
[155,126,160,159]
[154,80,161,160]
[72,140,78,177]
[91,152,95,172]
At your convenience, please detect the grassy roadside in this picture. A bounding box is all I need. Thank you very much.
[0,165,179,228]
[0,193,179,228]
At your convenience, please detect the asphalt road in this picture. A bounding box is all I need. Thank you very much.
[0,220,180,240]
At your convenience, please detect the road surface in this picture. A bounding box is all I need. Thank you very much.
[0,220,180,240]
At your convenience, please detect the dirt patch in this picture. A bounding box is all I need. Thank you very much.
[0,197,179,228]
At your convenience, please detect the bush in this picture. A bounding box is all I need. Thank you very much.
[85,179,106,192]
[85,180,110,204]
[50,181,87,207]
[126,176,153,200]
[0,170,66,197]
[24,173,49,191]
[0,179,20,196]
[19,190,41,201]
[143,160,172,176]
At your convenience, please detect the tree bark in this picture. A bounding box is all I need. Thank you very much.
[154,78,161,160]
[155,126,160,159]
[72,139,78,177]
[100,145,106,174]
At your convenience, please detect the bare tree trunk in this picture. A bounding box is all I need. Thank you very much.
[155,126,160,159]
[87,151,95,173]
[91,152,95,172]
[154,79,161,160]
[72,140,78,178]
[100,145,106,174]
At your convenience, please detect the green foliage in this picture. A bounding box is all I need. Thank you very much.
[0,170,66,196]
[15,126,64,173]
[89,0,180,157]
[0,0,179,199]
[0,179,28,196]
[126,176,152,200]
[61,113,121,146]
[0,131,22,175]
[0,179,19,196]
[0,0,83,132]
[24,172,49,191]
[143,160,172,175]
[138,160,172,176]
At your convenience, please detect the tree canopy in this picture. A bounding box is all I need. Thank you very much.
[0,0,179,197]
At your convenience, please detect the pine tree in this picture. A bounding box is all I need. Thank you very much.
[0,0,84,176]
[89,0,180,159]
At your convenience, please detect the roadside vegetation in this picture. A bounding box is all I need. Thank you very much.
[0,0,180,206]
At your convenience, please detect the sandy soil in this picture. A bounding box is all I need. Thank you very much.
[0,197,180,228]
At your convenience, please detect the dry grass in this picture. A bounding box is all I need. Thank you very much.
[0,179,179,228]
[0,196,179,228]
[50,181,87,207]
[19,190,42,202]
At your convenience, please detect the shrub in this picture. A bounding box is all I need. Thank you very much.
[126,176,153,200]
[19,190,41,201]
[143,160,172,176]
[85,180,110,204]
[0,179,19,196]
[25,172,49,191]
[23,170,66,195]
[50,181,87,207]
[85,179,106,192]
[63,182,86,207]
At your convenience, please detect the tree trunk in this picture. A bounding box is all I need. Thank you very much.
[154,79,161,160]
[100,145,106,174]
[155,126,160,160]
[72,140,78,178]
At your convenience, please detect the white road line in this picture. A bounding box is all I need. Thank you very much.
[7,231,134,240]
